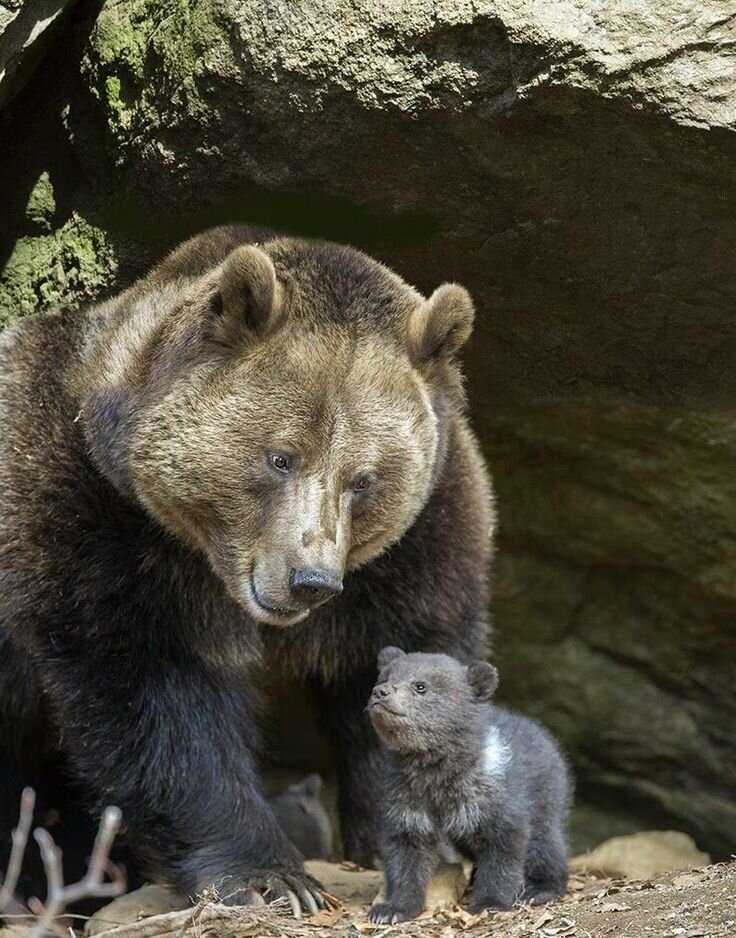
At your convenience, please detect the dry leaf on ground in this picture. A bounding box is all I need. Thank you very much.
[597,901,632,913]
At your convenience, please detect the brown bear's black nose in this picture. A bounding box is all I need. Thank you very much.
[290,567,343,605]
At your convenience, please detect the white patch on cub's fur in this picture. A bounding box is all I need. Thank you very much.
[482,725,511,780]
[443,728,510,838]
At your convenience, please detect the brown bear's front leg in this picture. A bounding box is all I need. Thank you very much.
[39,649,325,915]
[313,674,383,867]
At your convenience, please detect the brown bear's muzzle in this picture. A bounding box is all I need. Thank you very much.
[288,566,343,605]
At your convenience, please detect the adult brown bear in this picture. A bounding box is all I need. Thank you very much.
[0,225,493,911]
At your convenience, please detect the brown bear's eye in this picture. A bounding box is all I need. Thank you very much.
[353,475,371,493]
[413,682,427,694]
[270,453,292,473]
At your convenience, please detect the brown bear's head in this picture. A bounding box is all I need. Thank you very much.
[83,236,475,627]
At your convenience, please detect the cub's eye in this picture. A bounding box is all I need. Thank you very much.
[413,682,427,695]
[269,452,292,474]
[352,475,371,493]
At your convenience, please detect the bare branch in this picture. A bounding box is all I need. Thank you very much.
[29,806,126,938]
[90,903,251,938]
[0,786,36,915]
[27,896,68,938]
[1,790,126,936]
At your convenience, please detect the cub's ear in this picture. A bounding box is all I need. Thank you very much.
[210,244,285,345]
[296,774,322,798]
[377,646,406,670]
[466,661,499,702]
[407,283,474,364]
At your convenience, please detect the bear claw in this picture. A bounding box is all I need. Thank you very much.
[220,869,326,917]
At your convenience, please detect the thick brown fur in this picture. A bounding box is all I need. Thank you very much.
[0,224,494,906]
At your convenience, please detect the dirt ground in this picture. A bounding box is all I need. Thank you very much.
[57,860,736,938]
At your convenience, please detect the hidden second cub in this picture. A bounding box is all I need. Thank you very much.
[367,647,572,923]
[269,774,333,860]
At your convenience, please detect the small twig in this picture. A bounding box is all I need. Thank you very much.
[30,806,126,938]
[0,787,36,916]
[28,863,72,937]
[90,903,255,938]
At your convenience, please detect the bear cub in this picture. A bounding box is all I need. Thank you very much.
[367,647,571,923]
[269,774,333,860]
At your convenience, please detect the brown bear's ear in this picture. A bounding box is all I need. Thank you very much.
[407,283,474,364]
[211,245,285,345]
[466,661,499,702]
[377,646,406,669]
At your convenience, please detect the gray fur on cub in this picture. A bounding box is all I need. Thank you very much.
[367,647,571,924]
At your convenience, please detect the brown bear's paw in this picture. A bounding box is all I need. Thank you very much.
[217,868,327,917]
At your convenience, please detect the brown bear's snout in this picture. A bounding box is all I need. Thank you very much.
[289,567,343,605]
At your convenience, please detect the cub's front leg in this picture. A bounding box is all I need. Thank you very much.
[463,813,528,913]
[369,826,440,924]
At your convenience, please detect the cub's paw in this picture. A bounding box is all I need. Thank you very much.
[521,886,565,906]
[464,892,514,914]
[368,901,422,924]
[217,868,328,918]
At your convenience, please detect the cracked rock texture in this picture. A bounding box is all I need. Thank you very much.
[1,1,735,856]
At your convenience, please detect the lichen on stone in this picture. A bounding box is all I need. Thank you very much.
[0,213,117,325]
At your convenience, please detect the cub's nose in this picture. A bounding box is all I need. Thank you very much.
[372,684,390,700]
[289,567,343,605]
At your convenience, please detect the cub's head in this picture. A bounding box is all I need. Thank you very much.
[367,646,498,754]
[84,235,475,626]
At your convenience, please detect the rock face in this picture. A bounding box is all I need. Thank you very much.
[1,2,735,856]
[0,0,78,108]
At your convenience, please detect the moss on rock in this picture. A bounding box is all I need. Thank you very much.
[0,213,117,324]
[83,0,233,161]
[24,170,57,231]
